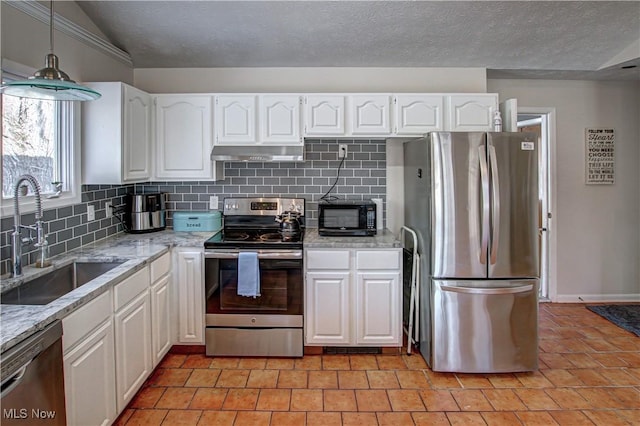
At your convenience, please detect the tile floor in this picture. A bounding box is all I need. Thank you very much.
[115,304,640,425]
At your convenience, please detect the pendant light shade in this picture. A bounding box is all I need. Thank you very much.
[0,1,101,101]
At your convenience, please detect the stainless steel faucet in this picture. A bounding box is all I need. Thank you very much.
[12,174,48,277]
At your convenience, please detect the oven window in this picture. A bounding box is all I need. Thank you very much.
[323,209,359,228]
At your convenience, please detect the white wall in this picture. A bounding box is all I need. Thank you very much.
[488,79,640,302]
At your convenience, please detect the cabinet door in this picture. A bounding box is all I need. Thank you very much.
[446,94,498,131]
[123,84,152,182]
[304,95,345,136]
[259,95,302,144]
[151,274,171,367]
[64,320,116,426]
[114,291,152,412]
[155,95,214,179]
[394,95,444,135]
[305,271,351,345]
[215,95,257,144]
[175,250,205,344]
[350,95,391,135]
[356,272,401,346]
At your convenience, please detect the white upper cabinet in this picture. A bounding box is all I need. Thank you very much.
[304,95,345,135]
[350,95,391,135]
[446,94,498,131]
[394,95,444,135]
[82,82,152,184]
[260,95,302,144]
[214,95,257,144]
[155,95,223,181]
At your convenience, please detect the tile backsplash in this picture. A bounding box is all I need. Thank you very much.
[1,139,386,275]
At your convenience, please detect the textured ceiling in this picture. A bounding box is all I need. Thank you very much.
[76,0,640,80]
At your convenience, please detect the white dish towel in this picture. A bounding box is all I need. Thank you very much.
[237,252,261,297]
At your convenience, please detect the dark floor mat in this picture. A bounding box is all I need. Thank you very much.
[586,304,640,337]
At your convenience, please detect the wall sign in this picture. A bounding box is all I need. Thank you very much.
[585,128,615,185]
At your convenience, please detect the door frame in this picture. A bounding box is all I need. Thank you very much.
[517,107,557,302]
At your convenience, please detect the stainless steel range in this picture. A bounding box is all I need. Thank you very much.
[204,197,305,357]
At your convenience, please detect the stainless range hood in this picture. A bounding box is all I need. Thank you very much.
[210,145,305,162]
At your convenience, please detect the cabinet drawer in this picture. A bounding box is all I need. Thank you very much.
[306,250,350,270]
[114,267,150,311]
[63,290,112,352]
[356,250,401,270]
[150,252,171,282]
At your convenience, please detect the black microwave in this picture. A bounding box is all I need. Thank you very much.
[318,200,377,236]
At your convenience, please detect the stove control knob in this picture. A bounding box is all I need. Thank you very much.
[251,317,257,324]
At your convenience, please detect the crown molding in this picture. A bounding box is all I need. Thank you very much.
[6,1,133,67]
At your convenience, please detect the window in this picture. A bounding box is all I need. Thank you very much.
[1,60,81,217]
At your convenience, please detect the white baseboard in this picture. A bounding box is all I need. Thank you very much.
[554,294,640,303]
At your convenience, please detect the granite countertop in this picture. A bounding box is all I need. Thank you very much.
[303,228,401,248]
[0,230,212,353]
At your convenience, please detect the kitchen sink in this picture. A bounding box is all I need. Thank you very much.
[1,261,126,305]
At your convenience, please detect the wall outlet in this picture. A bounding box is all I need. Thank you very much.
[105,202,113,218]
[339,144,348,158]
[87,205,95,221]
[209,195,219,210]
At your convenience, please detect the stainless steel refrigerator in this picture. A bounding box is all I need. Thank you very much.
[404,132,539,373]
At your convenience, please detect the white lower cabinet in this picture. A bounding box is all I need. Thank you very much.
[305,248,402,346]
[174,248,205,344]
[150,252,172,366]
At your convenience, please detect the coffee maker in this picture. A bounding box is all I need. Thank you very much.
[125,193,166,233]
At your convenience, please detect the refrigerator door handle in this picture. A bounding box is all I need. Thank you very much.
[478,146,490,265]
[441,284,534,295]
[488,145,500,264]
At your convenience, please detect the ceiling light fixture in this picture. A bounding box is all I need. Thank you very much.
[0,0,100,101]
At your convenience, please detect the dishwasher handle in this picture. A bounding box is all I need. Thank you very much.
[441,284,534,295]
[0,361,31,399]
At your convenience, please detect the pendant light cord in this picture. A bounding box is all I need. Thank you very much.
[49,0,54,53]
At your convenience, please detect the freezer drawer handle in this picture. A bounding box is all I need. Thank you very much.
[441,284,533,295]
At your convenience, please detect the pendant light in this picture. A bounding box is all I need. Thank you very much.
[0,0,101,101]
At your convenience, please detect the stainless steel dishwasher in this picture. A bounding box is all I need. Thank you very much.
[1,320,66,425]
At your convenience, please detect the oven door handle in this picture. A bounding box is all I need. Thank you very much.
[205,250,303,260]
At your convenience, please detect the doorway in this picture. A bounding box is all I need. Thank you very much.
[517,109,556,301]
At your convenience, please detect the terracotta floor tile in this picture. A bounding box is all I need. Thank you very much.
[583,338,621,352]
[411,412,450,425]
[161,409,202,425]
[216,369,250,388]
[233,411,271,426]
[189,388,228,410]
[418,389,460,411]
[376,412,415,426]
[354,389,391,412]
[615,409,640,424]
[269,411,306,426]
[338,370,369,389]
[515,371,554,388]
[577,387,628,409]
[209,357,240,369]
[158,353,186,368]
[114,409,134,426]
[563,353,601,369]
[126,409,168,426]
[182,354,213,369]
[265,358,295,370]
[450,389,494,411]
[483,389,527,411]
[349,354,379,370]
[607,387,640,408]
[150,368,192,387]
[516,411,559,425]
[549,410,595,425]
[424,370,461,388]
[540,368,584,386]
[324,389,358,411]
[308,370,338,389]
[615,352,640,367]
[485,374,524,388]
[155,387,196,409]
[583,409,632,426]
[590,352,631,368]
[247,370,279,388]
[544,388,591,410]
[221,388,259,410]
[185,369,221,387]
[367,370,400,389]
[256,389,291,411]
[396,370,430,389]
[376,355,408,370]
[456,373,494,388]
[305,412,341,426]
[290,389,323,411]
[238,358,268,369]
[514,389,561,411]
[446,412,487,425]
[481,411,523,425]
[402,354,429,369]
[294,355,322,370]
[276,369,308,389]
[342,412,379,425]
[567,369,611,386]
[197,410,236,426]
[130,386,166,408]
[387,389,426,411]
[607,337,640,352]
[322,355,351,370]
[602,368,640,386]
